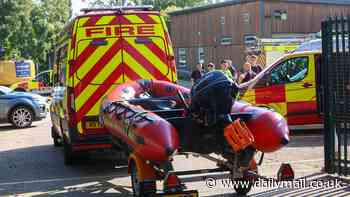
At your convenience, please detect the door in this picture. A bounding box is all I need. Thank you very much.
[74,37,124,135]
[263,55,318,125]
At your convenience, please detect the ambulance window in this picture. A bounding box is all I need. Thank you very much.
[270,56,308,85]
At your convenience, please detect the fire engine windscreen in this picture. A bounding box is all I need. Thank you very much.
[190,71,239,126]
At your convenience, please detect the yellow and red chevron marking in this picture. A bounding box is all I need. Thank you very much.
[71,38,173,130]
[77,13,161,27]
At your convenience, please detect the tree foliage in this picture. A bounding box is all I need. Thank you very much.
[0,0,71,71]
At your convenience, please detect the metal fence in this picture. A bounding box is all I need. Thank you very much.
[321,16,350,176]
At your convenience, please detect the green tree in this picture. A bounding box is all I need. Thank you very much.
[0,0,71,71]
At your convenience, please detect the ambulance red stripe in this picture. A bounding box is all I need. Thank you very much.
[76,65,124,122]
[123,40,169,81]
[74,39,123,96]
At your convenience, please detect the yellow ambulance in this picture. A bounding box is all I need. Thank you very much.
[50,6,177,165]
[240,50,322,130]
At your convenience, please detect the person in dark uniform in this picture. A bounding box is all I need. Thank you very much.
[190,63,204,86]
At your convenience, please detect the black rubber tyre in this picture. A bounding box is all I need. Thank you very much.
[51,126,61,147]
[63,138,75,165]
[130,162,156,197]
[10,106,33,128]
[233,178,253,196]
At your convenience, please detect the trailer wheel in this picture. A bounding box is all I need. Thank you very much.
[51,126,61,147]
[130,161,156,197]
[233,177,253,196]
[233,168,257,196]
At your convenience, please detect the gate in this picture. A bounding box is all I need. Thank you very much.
[321,16,350,176]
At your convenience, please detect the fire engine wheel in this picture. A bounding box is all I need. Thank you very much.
[130,162,156,197]
[10,106,33,128]
[63,138,75,165]
[51,126,61,147]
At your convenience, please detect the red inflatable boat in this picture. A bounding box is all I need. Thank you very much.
[100,71,292,196]
[100,78,289,163]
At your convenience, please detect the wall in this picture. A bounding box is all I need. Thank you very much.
[170,1,260,71]
[264,1,350,37]
[170,1,350,74]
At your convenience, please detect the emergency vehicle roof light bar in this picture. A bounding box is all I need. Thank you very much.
[81,5,154,13]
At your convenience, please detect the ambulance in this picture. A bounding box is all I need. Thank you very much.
[50,6,177,165]
[240,50,322,130]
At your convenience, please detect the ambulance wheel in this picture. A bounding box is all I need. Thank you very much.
[130,162,156,197]
[63,138,75,165]
[51,126,61,147]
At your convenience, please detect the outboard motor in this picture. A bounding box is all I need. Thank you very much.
[190,71,239,127]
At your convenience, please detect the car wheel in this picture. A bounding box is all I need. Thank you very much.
[10,106,33,128]
[51,126,61,147]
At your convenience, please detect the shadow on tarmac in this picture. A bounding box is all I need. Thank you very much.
[0,144,130,197]
[0,124,37,132]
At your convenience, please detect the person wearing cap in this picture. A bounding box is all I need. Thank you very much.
[207,62,216,72]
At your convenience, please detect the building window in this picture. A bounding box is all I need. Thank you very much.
[273,10,288,21]
[220,16,225,25]
[198,47,205,64]
[242,12,250,23]
[220,36,232,45]
[177,48,187,68]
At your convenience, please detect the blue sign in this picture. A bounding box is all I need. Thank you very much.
[15,61,31,77]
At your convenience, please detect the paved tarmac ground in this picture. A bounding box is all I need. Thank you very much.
[0,118,349,197]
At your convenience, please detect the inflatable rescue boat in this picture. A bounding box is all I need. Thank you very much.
[100,71,290,164]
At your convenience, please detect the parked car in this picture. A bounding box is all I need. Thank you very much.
[0,86,47,128]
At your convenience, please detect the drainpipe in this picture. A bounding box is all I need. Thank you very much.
[259,0,265,37]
